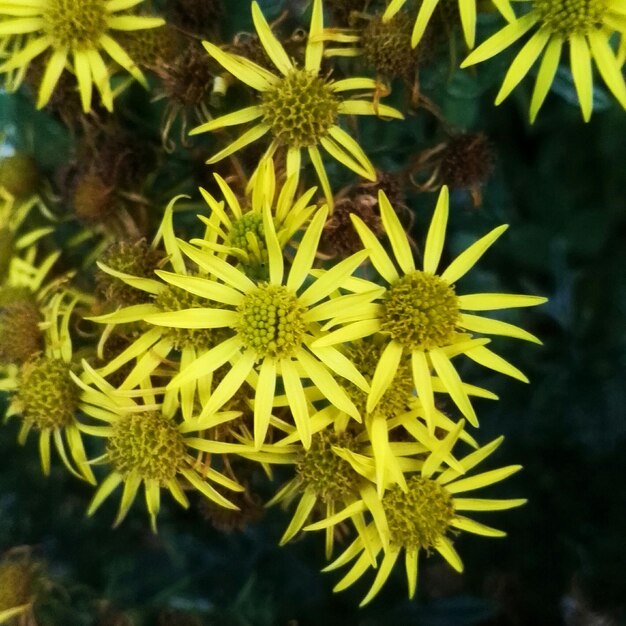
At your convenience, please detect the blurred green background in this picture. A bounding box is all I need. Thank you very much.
[1,1,626,624]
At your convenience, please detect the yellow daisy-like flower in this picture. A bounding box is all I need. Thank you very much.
[2,291,95,483]
[0,0,164,112]
[90,196,229,422]
[310,433,525,606]
[190,0,403,208]
[144,206,380,450]
[73,361,244,532]
[383,0,516,48]
[192,157,317,279]
[314,186,546,431]
[461,0,626,121]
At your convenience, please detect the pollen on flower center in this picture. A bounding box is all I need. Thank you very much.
[380,271,460,350]
[296,430,361,501]
[17,357,78,431]
[43,0,108,49]
[260,69,340,148]
[383,476,455,550]
[154,284,220,350]
[107,411,186,482]
[533,0,608,36]
[236,284,307,358]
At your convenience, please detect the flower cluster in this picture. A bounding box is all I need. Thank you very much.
[4,0,616,611]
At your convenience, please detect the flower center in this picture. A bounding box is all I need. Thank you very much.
[107,411,186,483]
[533,0,608,36]
[236,284,307,359]
[43,0,108,49]
[380,271,460,351]
[228,212,270,279]
[296,430,361,502]
[260,69,339,148]
[383,476,455,550]
[17,357,78,431]
[154,284,221,350]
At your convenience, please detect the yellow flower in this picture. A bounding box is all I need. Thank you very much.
[383,0,516,49]
[314,186,546,432]
[461,0,626,121]
[193,157,318,279]
[310,433,525,606]
[2,291,95,483]
[190,0,403,208]
[89,196,230,422]
[73,361,244,532]
[144,206,379,450]
[0,0,164,112]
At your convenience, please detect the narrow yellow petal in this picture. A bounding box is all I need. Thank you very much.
[423,185,449,274]
[458,0,476,49]
[99,34,145,85]
[308,145,333,210]
[206,123,270,164]
[411,350,436,434]
[405,547,419,598]
[309,344,370,391]
[412,0,439,48]
[350,214,399,284]
[156,271,244,306]
[281,358,312,449]
[114,473,141,527]
[570,33,594,121]
[88,472,122,516]
[429,348,478,426]
[338,99,404,119]
[190,105,264,135]
[304,500,366,531]
[496,30,550,104]
[280,490,317,544]
[454,497,527,512]
[461,13,537,67]
[445,465,522,494]
[367,340,403,413]
[434,536,464,572]
[254,358,276,448]
[465,344,529,383]
[379,190,415,274]
[36,46,67,109]
[459,313,541,343]
[305,0,324,72]
[287,207,328,292]
[383,0,406,22]
[459,293,547,310]
[359,548,400,606]
[530,37,562,123]
[589,30,626,109]
[252,1,293,75]
[451,515,505,537]
[144,308,238,329]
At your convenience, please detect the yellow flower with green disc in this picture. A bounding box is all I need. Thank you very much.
[309,431,525,606]
[144,205,382,450]
[2,290,95,483]
[461,0,626,121]
[190,0,403,208]
[383,0,516,48]
[73,361,244,532]
[314,185,546,432]
[0,0,164,112]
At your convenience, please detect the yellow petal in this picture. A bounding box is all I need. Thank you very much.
[423,185,449,274]
[252,1,293,75]
[530,37,562,123]
[379,190,415,274]
[458,293,547,310]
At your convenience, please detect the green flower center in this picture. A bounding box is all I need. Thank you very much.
[236,284,307,359]
[154,284,220,350]
[296,431,361,502]
[383,476,455,550]
[0,301,41,365]
[229,212,265,254]
[107,411,186,482]
[533,0,608,36]
[43,0,108,49]
[260,69,339,148]
[380,271,460,351]
[17,357,78,431]
[343,340,415,418]
[0,560,37,610]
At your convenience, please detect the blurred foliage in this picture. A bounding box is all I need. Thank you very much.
[1,0,626,624]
